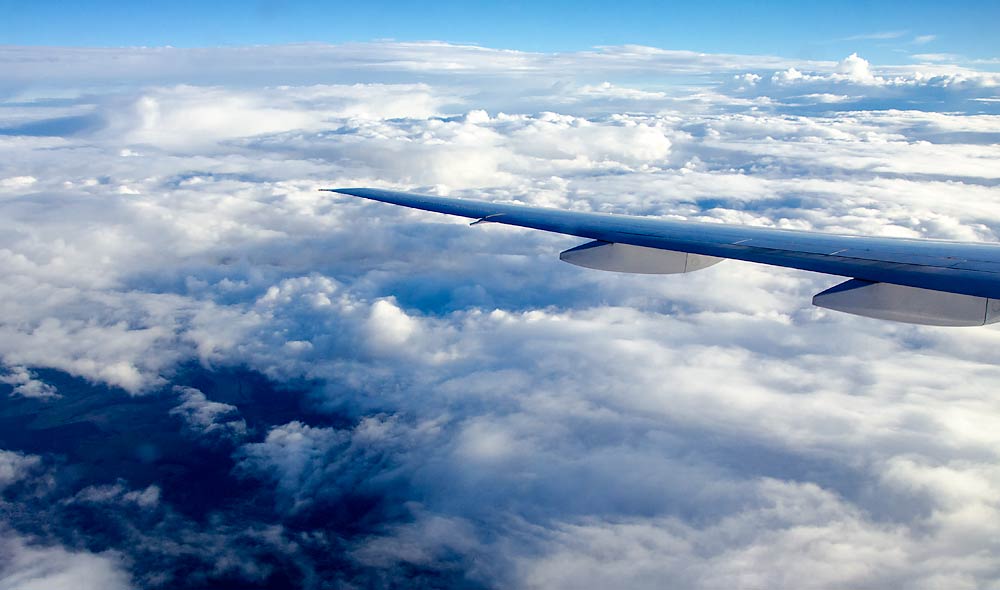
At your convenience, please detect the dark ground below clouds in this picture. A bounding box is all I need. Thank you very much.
[0,365,482,589]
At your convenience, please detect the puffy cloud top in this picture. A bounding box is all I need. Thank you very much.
[837,52,877,83]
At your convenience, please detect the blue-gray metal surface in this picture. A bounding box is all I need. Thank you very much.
[324,188,1000,299]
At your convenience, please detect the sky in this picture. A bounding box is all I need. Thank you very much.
[2,3,1000,590]
[2,0,1000,65]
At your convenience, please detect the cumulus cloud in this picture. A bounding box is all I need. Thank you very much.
[0,450,42,491]
[732,52,1000,114]
[170,386,247,440]
[0,41,999,589]
[836,53,878,83]
[0,530,131,590]
[0,366,58,399]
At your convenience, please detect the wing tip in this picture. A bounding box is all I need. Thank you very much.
[319,187,364,194]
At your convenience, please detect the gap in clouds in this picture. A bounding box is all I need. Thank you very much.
[0,366,451,589]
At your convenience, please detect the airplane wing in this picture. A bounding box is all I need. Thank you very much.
[323,187,1000,327]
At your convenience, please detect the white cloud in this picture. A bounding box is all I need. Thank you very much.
[0,530,131,590]
[1,42,1000,588]
[0,450,41,491]
[93,84,456,150]
[0,43,824,94]
[912,53,962,63]
[351,510,483,572]
[0,176,36,191]
[747,53,1000,111]
[234,421,350,513]
[367,298,419,350]
[0,366,58,399]
[797,93,852,103]
[842,31,908,41]
[836,53,877,84]
[515,478,996,590]
[770,54,880,86]
[170,386,247,440]
[70,482,161,509]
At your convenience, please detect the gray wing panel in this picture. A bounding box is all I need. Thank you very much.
[324,188,1000,299]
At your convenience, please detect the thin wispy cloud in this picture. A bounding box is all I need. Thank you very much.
[840,30,908,41]
[912,52,961,63]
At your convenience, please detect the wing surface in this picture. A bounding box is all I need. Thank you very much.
[323,187,1000,325]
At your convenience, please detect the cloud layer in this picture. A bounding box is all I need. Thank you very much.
[1,41,1000,589]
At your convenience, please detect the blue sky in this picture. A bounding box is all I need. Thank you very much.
[2,0,998,64]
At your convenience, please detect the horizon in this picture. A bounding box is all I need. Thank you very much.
[2,0,999,67]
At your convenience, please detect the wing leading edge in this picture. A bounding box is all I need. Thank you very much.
[323,188,1000,326]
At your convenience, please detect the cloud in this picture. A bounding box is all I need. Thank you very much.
[766,52,1000,90]
[0,41,1000,589]
[0,366,58,399]
[0,176,37,190]
[0,530,131,590]
[0,450,42,491]
[836,53,878,83]
[515,478,991,590]
[91,84,455,150]
[170,386,247,440]
[911,53,963,63]
[720,53,1000,116]
[0,43,823,96]
[841,31,908,41]
[70,482,161,509]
